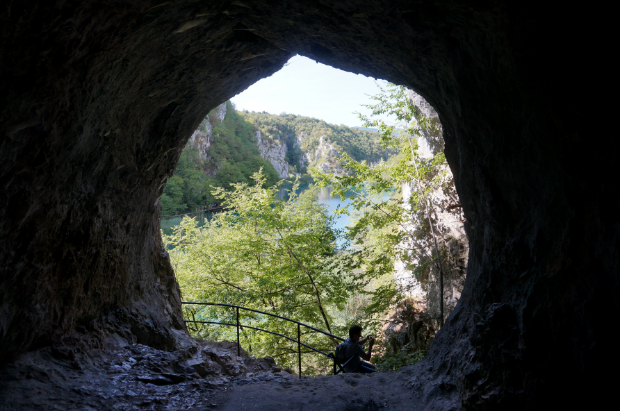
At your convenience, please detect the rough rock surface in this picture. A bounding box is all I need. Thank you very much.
[393,91,467,347]
[309,136,344,174]
[218,368,422,411]
[381,299,439,355]
[0,337,422,411]
[255,130,289,178]
[0,337,294,410]
[188,102,227,164]
[0,1,615,410]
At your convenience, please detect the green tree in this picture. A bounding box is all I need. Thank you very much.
[161,145,217,216]
[164,170,372,373]
[208,102,280,188]
[313,83,454,336]
[160,175,186,216]
[161,102,280,217]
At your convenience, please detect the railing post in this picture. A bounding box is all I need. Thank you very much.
[182,302,348,374]
[297,323,301,380]
[236,306,240,357]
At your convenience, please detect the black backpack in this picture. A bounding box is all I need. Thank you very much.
[334,341,349,362]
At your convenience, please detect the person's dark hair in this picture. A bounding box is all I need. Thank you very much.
[349,325,363,338]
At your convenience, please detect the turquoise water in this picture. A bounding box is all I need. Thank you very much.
[161,184,390,239]
[275,184,355,248]
[276,184,392,247]
[315,186,355,233]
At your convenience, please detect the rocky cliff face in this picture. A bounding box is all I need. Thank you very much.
[188,102,227,165]
[388,91,467,354]
[285,131,347,175]
[306,135,345,174]
[395,92,467,311]
[189,105,351,180]
[188,103,290,179]
[255,130,289,178]
[394,179,468,310]
[255,128,347,176]
[239,112,383,176]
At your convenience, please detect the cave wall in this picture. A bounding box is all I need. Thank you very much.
[0,1,615,409]
[0,0,291,361]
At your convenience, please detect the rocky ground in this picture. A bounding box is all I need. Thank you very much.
[0,337,428,410]
[218,370,423,411]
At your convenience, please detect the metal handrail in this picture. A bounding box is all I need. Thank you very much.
[185,320,332,358]
[182,302,345,342]
[181,301,346,379]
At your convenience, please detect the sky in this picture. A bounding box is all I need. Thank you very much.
[231,55,392,128]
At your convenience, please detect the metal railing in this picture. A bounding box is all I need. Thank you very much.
[182,302,350,378]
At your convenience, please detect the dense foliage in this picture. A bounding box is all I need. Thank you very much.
[163,87,454,373]
[160,145,213,217]
[161,102,398,217]
[314,83,455,369]
[160,102,280,217]
[164,171,384,374]
[373,343,425,371]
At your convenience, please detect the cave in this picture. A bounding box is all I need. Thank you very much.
[0,1,615,409]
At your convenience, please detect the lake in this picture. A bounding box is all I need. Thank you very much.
[160,184,389,241]
[275,184,355,234]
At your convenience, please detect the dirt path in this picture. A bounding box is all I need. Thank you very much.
[218,370,423,411]
[0,341,428,410]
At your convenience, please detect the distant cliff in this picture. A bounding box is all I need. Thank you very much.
[188,102,292,179]
[188,102,227,173]
[161,102,280,217]
[239,111,389,175]
[255,129,289,178]
[162,102,390,216]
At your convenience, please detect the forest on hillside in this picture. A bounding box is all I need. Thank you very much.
[160,102,280,217]
[161,102,392,217]
[240,111,390,173]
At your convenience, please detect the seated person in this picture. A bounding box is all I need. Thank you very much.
[338,325,377,373]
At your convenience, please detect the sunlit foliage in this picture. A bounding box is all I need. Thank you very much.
[314,83,454,369]
[161,102,279,217]
[164,170,381,374]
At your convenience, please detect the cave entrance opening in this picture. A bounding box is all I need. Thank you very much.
[162,54,467,375]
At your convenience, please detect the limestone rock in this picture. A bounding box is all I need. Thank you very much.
[394,92,467,328]
[0,338,295,409]
[188,102,227,166]
[185,354,221,377]
[380,299,438,354]
[255,130,289,178]
[180,341,285,379]
[306,136,346,174]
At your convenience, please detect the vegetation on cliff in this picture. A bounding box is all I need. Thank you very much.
[161,103,390,217]
[161,103,280,217]
[164,171,384,374]
[314,83,462,370]
[240,111,390,174]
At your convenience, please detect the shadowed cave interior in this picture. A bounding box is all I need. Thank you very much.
[0,1,616,409]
